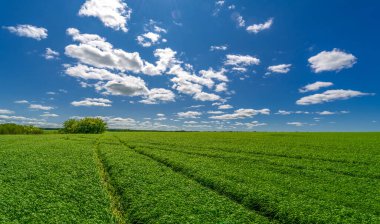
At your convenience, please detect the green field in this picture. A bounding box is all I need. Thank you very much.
[1,132,379,223]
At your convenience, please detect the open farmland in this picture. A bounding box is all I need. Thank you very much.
[1,132,379,223]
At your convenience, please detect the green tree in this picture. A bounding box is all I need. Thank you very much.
[60,118,107,134]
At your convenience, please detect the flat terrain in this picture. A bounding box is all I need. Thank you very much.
[1,132,379,223]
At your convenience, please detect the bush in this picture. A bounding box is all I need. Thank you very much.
[0,123,43,135]
[60,118,107,134]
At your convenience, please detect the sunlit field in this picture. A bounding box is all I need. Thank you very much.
[1,132,379,223]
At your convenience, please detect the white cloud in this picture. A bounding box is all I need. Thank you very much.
[78,0,131,32]
[215,83,228,92]
[210,45,228,51]
[156,113,165,117]
[66,29,176,76]
[140,88,175,104]
[218,104,233,110]
[137,32,161,47]
[188,105,204,109]
[233,14,245,27]
[14,100,29,104]
[210,108,270,120]
[44,48,59,60]
[40,112,59,117]
[317,111,335,115]
[177,111,202,119]
[71,98,112,107]
[275,110,310,115]
[168,64,222,101]
[0,115,41,122]
[317,110,350,115]
[267,64,291,74]
[65,28,147,73]
[246,18,273,34]
[287,122,306,127]
[308,49,357,73]
[216,0,225,6]
[101,78,149,96]
[235,121,267,128]
[29,104,54,111]
[231,67,247,73]
[199,68,228,82]
[193,92,221,101]
[299,81,333,93]
[296,89,373,105]
[207,111,224,114]
[224,54,260,67]
[0,109,14,114]
[65,64,149,96]
[3,24,48,40]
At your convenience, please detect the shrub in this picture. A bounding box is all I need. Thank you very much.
[60,117,107,134]
[0,123,43,135]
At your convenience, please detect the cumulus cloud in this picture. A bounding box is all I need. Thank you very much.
[246,18,273,34]
[44,48,60,60]
[215,83,227,92]
[65,28,146,73]
[210,108,270,120]
[0,115,41,122]
[78,0,131,32]
[193,92,221,101]
[168,64,222,101]
[3,24,48,40]
[210,45,228,51]
[40,112,59,117]
[0,109,14,114]
[308,49,357,73]
[235,121,267,128]
[177,111,202,119]
[136,21,167,48]
[199,68,228,82]
[218,104,233,110]
[207,110,224,114]
[287,122,306,127]
[65,64,149,96]
[296,89,373,105]
[137,32,162,47]
[299,81,333,93]
[231,67,247,73]
[29,104,54,111]
[267,64,291,74]
[275,110,310,115]
[14,100,29,104]
[224,54,260,67]
[140,88,175,104]
[71,98,112,107]
[65,29,223,103]
[233,14,246,27]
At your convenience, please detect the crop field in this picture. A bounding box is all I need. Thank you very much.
[1,132,379,223]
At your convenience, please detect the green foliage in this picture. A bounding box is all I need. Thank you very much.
[60,117,107,134]
[0,135,113,223]
[1,132,379,223]
[0,123,43,135]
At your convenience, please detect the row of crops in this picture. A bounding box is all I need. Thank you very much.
[1,132,379,223]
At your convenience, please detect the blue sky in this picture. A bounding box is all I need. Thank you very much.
[0,0,379,131]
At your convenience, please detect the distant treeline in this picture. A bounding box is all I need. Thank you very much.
[0,123,43,135]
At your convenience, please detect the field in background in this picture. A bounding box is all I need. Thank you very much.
[1,132,379,223]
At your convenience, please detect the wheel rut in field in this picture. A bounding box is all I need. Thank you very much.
[114,135,281,223]
[94,139,128,224]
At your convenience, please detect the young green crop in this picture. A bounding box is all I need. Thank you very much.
[1,132,379,223]
[97,135,271,223]
[0,135,113,223]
